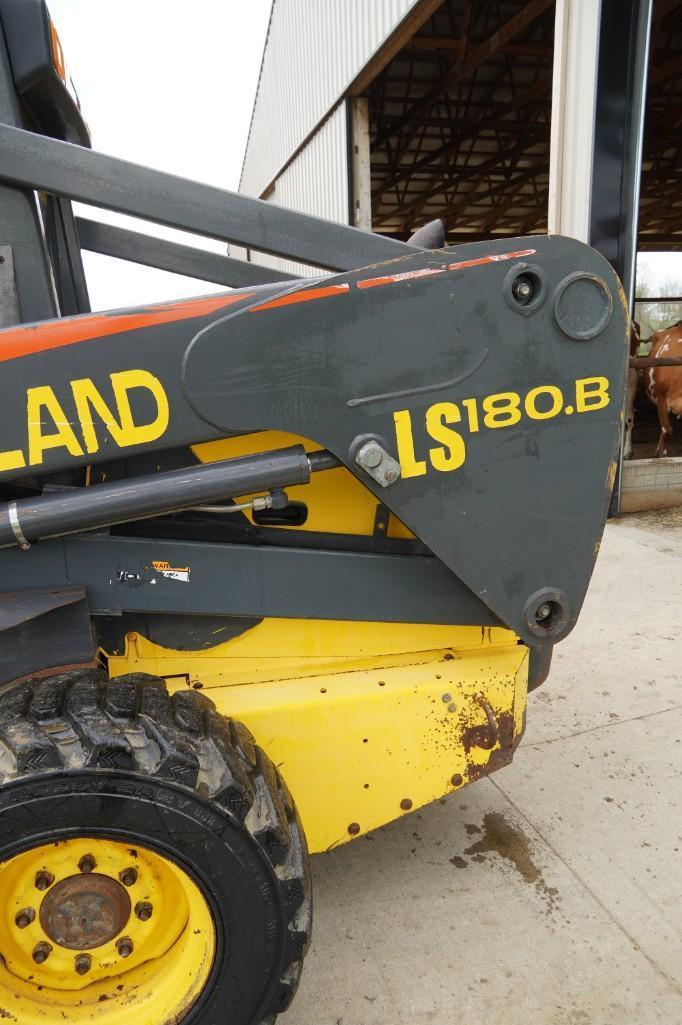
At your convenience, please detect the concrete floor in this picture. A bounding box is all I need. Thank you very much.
[288,512,682,1025]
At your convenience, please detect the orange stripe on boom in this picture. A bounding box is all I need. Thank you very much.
[358,248,537,289]
[249,284,350,312]
[0,293,251,365]
[447,249,536,272]
[357,267,444,289]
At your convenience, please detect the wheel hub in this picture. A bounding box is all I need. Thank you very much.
[0,836,215,1023]
[39,873,131,949]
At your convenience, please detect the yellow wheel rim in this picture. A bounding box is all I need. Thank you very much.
[0,837,215,1024]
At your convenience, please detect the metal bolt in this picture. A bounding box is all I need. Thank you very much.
[347,822,361,836]
[536,602,553,622]
[384,468,398,483]
[35,871,54,892]
[75,954,91,976]
[135,901,153,922]
[15,908,35,929]
[116,937,134,958]
[357,441,383,469]
[400,798,413,811]
[441,693,452,703]
[78,854,96,874]
[119,868,138,887]
[32,942,51,965]
[451,774,463,787]
[512,277,533,303]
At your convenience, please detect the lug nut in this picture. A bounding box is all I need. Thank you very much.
[536,602,553,621]
[75,953,91,976]
[512,276,534,303]
[135,901,153,922]
[116,937,134,958]
[15,908,35,929]
[35,871,55,892]
[32,941,52,965]
[119,867,138,887]
[78,854,96,874]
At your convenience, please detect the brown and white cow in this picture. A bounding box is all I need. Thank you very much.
[646,322,682,457]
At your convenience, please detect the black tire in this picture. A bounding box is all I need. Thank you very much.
[0,669,312,1025]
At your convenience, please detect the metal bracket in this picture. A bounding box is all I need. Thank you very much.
[0,246,18,328]
[354,439,402,488]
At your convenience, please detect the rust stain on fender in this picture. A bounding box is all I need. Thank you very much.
[463,706,516,783]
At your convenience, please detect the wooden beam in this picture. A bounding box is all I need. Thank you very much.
[348,0,446,96]
[350,98,372,228]
[410,36,553,57]
[371,75,551,199]
[373,0,555,148]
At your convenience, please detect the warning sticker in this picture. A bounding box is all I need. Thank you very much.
[151,560,190,583]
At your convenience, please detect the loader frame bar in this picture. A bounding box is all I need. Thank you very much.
[0,123,416,274]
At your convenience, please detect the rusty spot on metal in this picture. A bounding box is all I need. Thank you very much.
[462,693,499,752]
[40,873,131,950]
[465,710,515,783]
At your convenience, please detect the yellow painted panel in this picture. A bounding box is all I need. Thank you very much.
[108,623,529,853]
[108,618,518,688]
[193,429,414,538]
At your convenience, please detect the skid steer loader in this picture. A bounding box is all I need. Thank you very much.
[0,3,628,1023]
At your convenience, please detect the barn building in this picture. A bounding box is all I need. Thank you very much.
[236,0,682,508]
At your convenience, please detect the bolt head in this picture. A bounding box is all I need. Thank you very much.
[35,871,54,892]
[119,868,138,887]
[75,954,91,976]
[384,468,398,483]
[357,441,384,469]
[116,937,133,958]
[513,278,533,302]
[78,854,96,874]
[32,942,51,965]
[135,901,153,922]
[536,602,553,621]
[15,908,35,929]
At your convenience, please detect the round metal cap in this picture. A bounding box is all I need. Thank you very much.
[39,873,131,950]
[553,272,613,340]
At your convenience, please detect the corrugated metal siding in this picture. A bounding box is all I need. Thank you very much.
[240,0,421,200]
[245,102,350,277]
